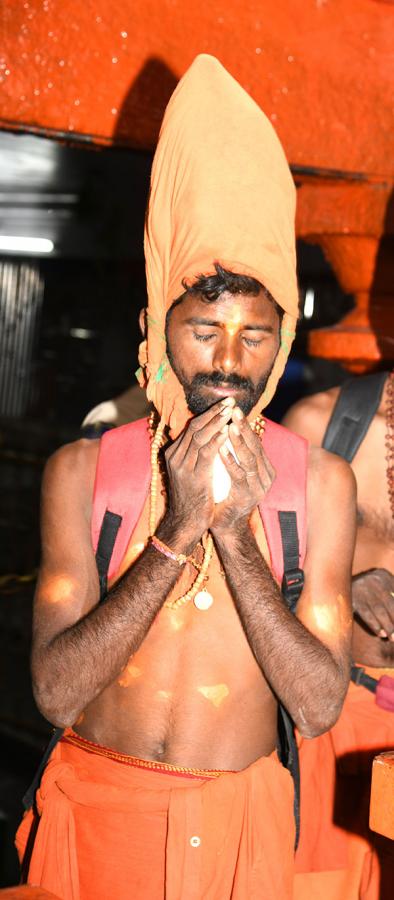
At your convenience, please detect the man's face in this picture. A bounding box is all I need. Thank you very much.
[166,289,281,415]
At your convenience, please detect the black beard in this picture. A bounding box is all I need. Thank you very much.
[167,363,274,415]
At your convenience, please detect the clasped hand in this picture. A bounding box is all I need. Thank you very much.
[163,398,275,544]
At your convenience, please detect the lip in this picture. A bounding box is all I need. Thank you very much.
[202,384,245,397]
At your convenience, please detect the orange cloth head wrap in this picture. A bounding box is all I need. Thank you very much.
[138,54,299,437]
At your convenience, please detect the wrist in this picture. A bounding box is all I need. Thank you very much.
[212,517,253,549]
[156,513,201,557]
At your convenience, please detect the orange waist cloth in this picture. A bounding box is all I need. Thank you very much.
[16,729,295,900]
[294,667,394,900]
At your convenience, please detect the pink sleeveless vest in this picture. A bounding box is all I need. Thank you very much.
[91,417,308,583]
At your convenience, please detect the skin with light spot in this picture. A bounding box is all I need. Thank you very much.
[31,289,356,770]
[283,380,394,666]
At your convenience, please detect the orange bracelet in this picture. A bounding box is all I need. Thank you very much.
[150,535,188,566]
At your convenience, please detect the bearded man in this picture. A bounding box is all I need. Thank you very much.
[16,55,356,900]
[284,372,394,899]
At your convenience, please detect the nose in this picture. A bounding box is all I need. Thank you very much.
[212,331,241,376]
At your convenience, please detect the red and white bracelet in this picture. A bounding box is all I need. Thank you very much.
[150,535,188,566]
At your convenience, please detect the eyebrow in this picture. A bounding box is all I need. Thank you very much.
[185,316,274,333]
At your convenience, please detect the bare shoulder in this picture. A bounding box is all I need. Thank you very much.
[282,387,341,445]
[42,437,100,515]
[307,444,357,510]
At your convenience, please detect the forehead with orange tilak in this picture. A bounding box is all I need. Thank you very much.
[223,303,243,336]
[139,54,299,438]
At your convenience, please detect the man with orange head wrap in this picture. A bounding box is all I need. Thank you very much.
[16,56,356,899]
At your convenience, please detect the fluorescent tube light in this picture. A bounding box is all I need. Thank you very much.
[0,236,54,253]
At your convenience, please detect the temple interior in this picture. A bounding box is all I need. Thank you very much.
[0,1,393,894]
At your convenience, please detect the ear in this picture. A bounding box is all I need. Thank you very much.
[139,308,147,337]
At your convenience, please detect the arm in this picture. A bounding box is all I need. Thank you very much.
[32,401,234,727]
[211,410,356,738]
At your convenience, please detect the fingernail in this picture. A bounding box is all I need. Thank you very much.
[233,407,243,421]
[220,424,229,434]
[221,397,236,408]
[220,405,233,416]
[379,629,388,638]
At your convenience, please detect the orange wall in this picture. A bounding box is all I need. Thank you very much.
[2,1,394,367]
[1,0,393,176]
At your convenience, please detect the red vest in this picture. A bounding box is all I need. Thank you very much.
[91,417,308,583]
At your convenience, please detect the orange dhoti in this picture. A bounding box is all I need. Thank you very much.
[16,729,295,900]
[295,667,394,900]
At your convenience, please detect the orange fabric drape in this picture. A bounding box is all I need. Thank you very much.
[295,669,394,900]
[138,54,299,437]
[17,731,295,900]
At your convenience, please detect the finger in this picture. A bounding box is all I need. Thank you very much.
[184,401,235,466]
[228,423,274,495]
[231,409,275,485]
[168,398,235,466]
[219,442,247,483]
[232,407,262,454]
[374,598,394,640]
[193,427,230,472]
[228,424,259,473]
[355,603,388,638]
[389,592,394,639]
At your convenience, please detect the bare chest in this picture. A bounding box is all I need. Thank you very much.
[352,415,394,544]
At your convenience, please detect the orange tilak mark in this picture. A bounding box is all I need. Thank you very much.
[118,663,142,688]
[157,689,172,701]
[224,304,243,336]
[197,683,230,708]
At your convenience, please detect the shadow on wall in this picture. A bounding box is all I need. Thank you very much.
[114,57,179,150]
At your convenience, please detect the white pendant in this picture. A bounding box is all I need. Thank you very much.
[194,590,214,611]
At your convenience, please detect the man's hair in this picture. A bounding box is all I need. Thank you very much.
[168,262,283,320]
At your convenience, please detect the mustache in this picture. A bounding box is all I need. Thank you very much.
[189,372,253,391]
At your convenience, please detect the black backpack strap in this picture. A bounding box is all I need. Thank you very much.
[277,510,304,849]
[23,509,122,811]
[322,372,388,462]
[279,510,305,613]
[95,510,123,602]
[350,664,379,694]
[277,705,301,849]
[22,726,64,811]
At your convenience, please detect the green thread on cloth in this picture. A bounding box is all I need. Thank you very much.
[147,313,166,342]
[280,326,296,357]
[155,355,170,383]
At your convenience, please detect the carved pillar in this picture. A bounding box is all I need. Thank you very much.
[296,178,394,372]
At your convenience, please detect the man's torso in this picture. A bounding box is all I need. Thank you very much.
[74,437,278,771]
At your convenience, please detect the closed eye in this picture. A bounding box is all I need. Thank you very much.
[243,337,263,347]
[193,331,265,346]
[193,332,216,342]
